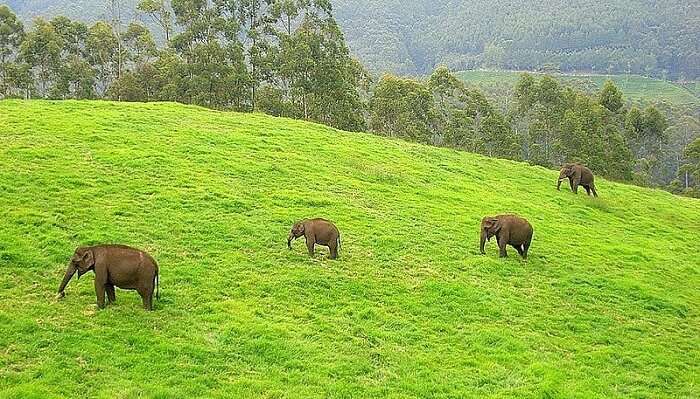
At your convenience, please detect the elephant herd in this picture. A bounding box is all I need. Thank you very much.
[55,163,598,311]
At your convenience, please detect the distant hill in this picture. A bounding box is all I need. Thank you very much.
[3,0,135,22]
[1,100,699,397]
[333,0,699,79]
[6,0,700,79]
[457,70,700,107]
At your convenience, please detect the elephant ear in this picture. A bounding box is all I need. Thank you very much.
[79,248,95,270]
[491,218,503,233]
[485,218,500,235]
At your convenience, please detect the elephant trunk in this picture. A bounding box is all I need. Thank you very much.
[557,178,564,190]
[480,229,487,254]
[287,232,294,249]
[56,263,76,298]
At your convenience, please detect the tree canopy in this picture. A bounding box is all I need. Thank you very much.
[6,0,699,79]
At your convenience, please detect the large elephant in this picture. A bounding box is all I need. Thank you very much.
[480,215,533,259]
[557,163,598,197]
[288,218,341,259]
[56,245,159,310]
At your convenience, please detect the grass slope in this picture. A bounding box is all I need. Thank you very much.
[0,100,699,398]
[457,70,700,106]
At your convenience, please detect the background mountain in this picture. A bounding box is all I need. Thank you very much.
[6,0,700,79]
[4,0,126,22]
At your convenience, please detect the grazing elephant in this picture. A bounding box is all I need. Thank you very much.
[56,245,160,310]
[480,215,533,259]
[288,218,341,259]
[558,163,598,197]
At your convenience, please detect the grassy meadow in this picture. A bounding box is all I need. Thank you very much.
[0,100,699,398]
[456,70,700,106]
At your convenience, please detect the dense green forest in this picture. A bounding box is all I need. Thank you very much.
[335,0,699,80]
[6,0,700,79]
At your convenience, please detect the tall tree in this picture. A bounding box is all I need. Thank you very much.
[49,16,94,99]
[598,79,623,113]
[19,18,63,97]
[370,74,435,142]
[86,21,119,96]
[234,0,273,110]
[678,138,700,197]
[122,22,157,68]
[171,0,249,109]
[137,0,173,42]
[0,5,24,96]
[108,0,126,91]
[281,13,367,130]
[108,22,159,101]
[666,116,700,191]
[428,66,519,159]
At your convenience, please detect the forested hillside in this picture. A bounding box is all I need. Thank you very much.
[4,0,127,22]
[335,0,699,79]
[7,0,700,79]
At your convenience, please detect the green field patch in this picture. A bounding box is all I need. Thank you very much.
[0,100,698,397]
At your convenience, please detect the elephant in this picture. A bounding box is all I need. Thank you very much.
[288,218,341,259]
[557,163,598,197]
[56,245,160,310]
[480,215,533,259]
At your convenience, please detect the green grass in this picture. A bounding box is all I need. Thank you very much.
[457,70,700,106]
[679,81,700,98]
[1,100,699,398]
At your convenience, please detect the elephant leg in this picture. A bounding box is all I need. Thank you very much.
[591,185,598,197]
[95,281,106,309]
[514,244,524,257]
[573,178,581,194]
[306,238,315,257]
[139,288,153,311]
[584,185,591,195]
[498,233,509,258]
[522,240,531,259]
[106,284,116,304]
[329,243,338,260]
[569,179,575,192]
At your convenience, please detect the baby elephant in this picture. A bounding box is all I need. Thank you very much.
[558,163,598,197]
[56,245,160,310]
[288,218,341,259]
[480,215,533,259]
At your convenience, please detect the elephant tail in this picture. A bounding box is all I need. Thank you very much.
[155,269,160,300]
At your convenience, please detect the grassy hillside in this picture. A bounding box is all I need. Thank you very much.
[457,70,700,107]
[1,100,699,398]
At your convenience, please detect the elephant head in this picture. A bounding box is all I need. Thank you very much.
[480,217,501,254]
[287,222,305,249]
[557,164,575,190]
[56,247,95,299]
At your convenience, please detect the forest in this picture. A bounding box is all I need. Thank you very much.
[6,0,699,79]
[336,0,700,80]
[0,2,698,197]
